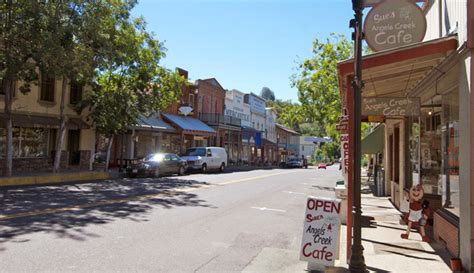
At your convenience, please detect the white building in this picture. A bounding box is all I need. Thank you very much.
[225,89,251,127]
[264,107,277,143]
[244,93,266,133]
[298,136,319,160]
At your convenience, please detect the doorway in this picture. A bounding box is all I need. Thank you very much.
[68,130,80,165]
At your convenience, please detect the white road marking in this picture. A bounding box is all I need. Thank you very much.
[251,207,286,213]
[282,191,306,195]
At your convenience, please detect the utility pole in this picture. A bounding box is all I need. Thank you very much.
[349,0,366,272]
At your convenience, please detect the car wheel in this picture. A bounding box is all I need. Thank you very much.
[219,163,225,173]
[153,168,160,178]
[202,163,207,173]
[178,166,185,176]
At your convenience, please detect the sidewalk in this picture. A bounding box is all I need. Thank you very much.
[326,176,453,273]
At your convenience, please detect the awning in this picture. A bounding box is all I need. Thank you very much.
[0,114,89,129]
[361,124,385,154]
[162,113,216,135]
[276,123,300,135]
[262,138,277,146]
[338,36,458,102]
[133,115,176,132]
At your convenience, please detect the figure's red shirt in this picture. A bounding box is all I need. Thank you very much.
[410,201,422,211]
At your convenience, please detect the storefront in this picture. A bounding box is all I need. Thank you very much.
[337,34,473,262]
[262,139,277,165]
[0,114,92,174]
[162,113,216,154]
[241,125,260,165]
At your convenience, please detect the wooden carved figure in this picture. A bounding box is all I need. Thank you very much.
[401,184,430,242]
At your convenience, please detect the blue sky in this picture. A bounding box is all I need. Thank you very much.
[132,0,353,102]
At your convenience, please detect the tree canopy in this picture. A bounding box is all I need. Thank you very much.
[292,33,353,160]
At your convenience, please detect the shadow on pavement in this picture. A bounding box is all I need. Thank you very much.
[0,177,214,248]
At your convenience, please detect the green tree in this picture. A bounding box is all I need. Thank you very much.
[0,1,43,176]
[35,1,104,172]
[265,99,303,131]
[81,16,184,171]
[292,33,353,160]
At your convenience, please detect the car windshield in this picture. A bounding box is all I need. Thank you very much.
[183,148,206,156]
[143,154,164,162]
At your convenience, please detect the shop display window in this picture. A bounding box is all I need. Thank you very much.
[408,117,420,188]
[0,127,48,158]
[440,91,459,216]
[419,111,442,195]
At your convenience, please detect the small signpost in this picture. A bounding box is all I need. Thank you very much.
[300,197,341,269]
[340,134,349,183]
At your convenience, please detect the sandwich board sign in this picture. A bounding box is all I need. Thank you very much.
[300,197,341,267]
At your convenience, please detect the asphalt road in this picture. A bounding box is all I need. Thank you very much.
[0,164,342,272]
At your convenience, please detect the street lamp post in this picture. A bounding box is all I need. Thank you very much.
[349,0,366,272]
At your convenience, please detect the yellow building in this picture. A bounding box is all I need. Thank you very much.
[0,75,95,175]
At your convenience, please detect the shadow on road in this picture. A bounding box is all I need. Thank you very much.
[0,177,214,248]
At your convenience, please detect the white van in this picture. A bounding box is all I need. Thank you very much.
[180,147,228,173]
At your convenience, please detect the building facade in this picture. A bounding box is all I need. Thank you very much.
[263,107,278,164]
[338,1,473,270]
[0,76,93,174]
[244,93,266,164]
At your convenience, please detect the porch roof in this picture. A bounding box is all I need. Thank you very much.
[337,36,458,100]
[161,113,216,136]
[134,115,176,132]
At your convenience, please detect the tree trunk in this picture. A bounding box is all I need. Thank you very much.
[3,80,13,177]
[53,77,68,173]
[105,136,113,172]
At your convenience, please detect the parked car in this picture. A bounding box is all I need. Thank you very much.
[318,163,327,169]
[129,153,187,178]
[180,147,228,173]
[287,158,303,168]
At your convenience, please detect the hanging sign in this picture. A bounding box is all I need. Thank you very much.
[336,115,349,132]
[362,97,420,116]
[179,106,193,116]
[364,0,427,52]
[300,197,341,267]
[340,134,349,183]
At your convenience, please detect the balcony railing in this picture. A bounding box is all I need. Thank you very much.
[199,113,241,127]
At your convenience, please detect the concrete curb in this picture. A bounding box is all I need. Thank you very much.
[0,171,110,187]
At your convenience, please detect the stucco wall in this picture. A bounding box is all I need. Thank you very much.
[0,79,87,117]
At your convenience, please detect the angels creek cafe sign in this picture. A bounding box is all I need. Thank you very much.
[362,97,420,116]
[300,197,341,267]
[364,0,427,52]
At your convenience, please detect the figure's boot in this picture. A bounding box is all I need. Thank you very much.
[401,233,409,239]
[422,236,430,242]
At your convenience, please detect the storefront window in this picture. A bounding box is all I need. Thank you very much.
[420,109,442,195]
[136,134,154,158]
[0,127,48,158]
[408,117,420,188]
[441,90,459,216]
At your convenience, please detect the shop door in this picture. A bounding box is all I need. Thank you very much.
[68,130,80,165]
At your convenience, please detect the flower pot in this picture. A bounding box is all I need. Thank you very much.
[450,258,462,271]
